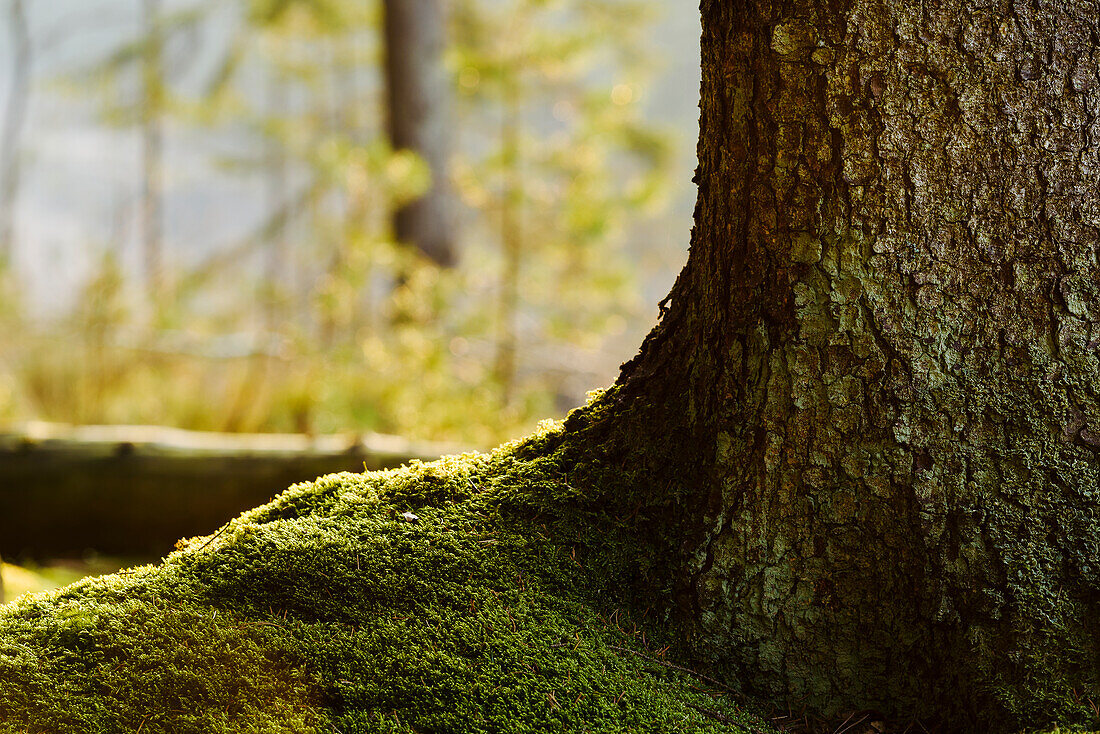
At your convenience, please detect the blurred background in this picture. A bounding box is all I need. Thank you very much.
[0,0,700,597]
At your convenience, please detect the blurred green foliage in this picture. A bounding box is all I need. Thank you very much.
[0,0,673,446]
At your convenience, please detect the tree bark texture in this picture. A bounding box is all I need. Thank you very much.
[383,0,456,266]
[608,0,1100,725]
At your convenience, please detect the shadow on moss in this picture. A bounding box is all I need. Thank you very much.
[0,419,773,733]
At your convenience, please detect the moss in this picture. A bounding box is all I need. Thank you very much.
[0,577,322,732]
[0,418,769,733]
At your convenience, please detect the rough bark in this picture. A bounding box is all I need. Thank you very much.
[382,0,456,266]
[598,0,1100,726]
[0,2,1095,731]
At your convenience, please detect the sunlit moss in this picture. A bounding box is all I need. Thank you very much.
[0,420,768,733]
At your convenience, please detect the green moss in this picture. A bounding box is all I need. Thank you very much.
[0,578,322,732]
[0,419,769,733]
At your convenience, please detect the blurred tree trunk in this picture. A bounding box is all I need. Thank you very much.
[589,0,1100,725]
[382,0,455,266]
[139,0,164,300]
[0,0,30,266]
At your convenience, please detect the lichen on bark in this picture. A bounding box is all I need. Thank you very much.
[1,0,1099,731]
[609,0,1100,726]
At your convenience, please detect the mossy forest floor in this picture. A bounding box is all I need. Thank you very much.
[0,420,776,733]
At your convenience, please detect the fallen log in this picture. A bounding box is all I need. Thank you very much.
[0,422,464,558]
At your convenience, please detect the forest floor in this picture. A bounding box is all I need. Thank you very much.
[1,414,1092,732]
[0,422,784,733]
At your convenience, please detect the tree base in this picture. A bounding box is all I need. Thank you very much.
[0,407,1093,732]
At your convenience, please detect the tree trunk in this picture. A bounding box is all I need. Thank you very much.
[596,0,1100,725]
[1,2,1096,731]
[0,0,30,266]
[382,0,455,266]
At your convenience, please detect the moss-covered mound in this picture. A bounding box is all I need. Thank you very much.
[0,421,771,733]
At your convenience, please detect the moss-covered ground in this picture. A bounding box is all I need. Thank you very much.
[0,419,774,733]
